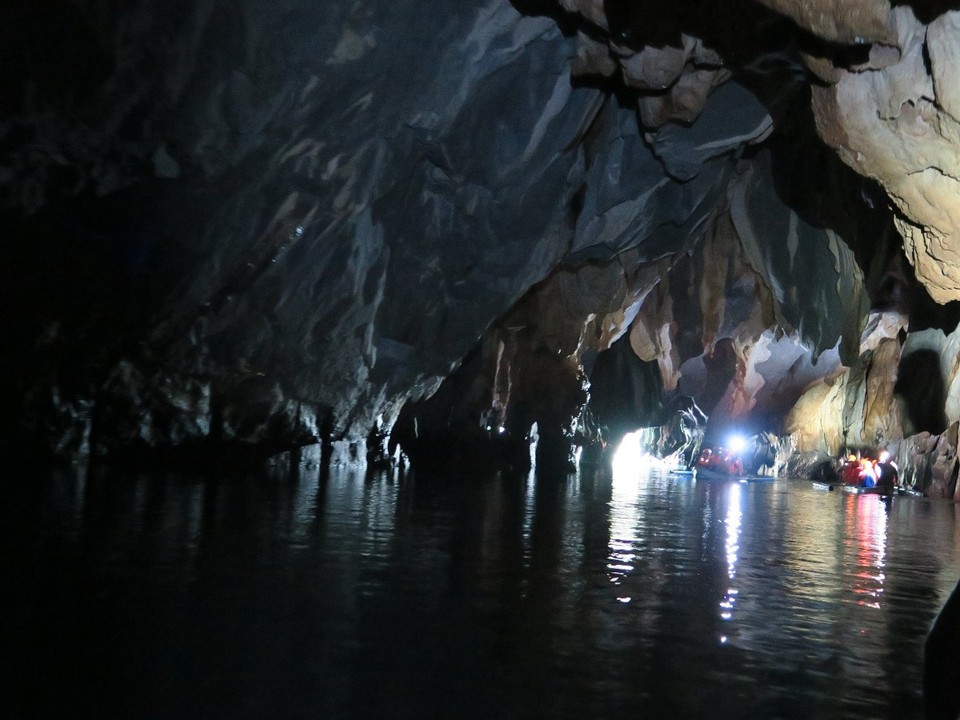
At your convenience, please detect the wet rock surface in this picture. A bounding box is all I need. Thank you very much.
[2,0,960,476]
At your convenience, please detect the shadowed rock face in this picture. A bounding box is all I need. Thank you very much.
[1,0,958,474]
[5,2,607,459]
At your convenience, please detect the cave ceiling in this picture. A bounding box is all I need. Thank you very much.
[2,0,959,461]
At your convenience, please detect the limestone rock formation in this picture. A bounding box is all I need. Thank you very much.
[4,2,607,461]
[2,0,959,477]
[898,426,960,498]
[810,7,960,303]
[754,0,890,44]
[783,304,960,495]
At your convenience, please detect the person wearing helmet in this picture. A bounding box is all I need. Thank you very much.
[876,450,899,495]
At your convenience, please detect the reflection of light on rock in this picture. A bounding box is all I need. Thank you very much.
[529,422,539,467]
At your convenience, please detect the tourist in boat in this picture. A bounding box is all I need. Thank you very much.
[727,453,743,475]
[708,447,729,472]
[859,457,878,488]
[876,451,899,494]
[697,448,713,467]
[696,446,744,474]
[840,454,862,485]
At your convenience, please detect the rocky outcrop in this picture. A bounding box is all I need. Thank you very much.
[565,0,960,307]
[755,0,890,45]
[400,129,880,462]
[1,0,954,474]
[809,7,960,303]
[785,311,908,454]
[4,2,608,461]
[898,425,959,498]
[783,306,960,494]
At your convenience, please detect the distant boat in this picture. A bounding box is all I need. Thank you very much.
[813,481,923,498]
[841,484,886,495]
[693,467,774,483]
[841,484,923,498]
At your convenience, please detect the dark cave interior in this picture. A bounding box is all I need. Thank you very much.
[2,0,960,499]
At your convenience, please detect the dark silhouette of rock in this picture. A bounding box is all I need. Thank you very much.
[925,577,960,720]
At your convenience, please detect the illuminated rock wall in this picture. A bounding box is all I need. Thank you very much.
[2,0,957,475]
[811,7,960,304]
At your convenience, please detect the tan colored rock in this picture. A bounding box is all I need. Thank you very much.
[754,0,891,44]
[639,67,730,127]
[863,336,902,442]
[800,51,845,85]
[786,309,909,453]
[858,310,908,353]
[801,42,901,83]
[592,261,665,351]
[572,31,618,78]
[629,271,681,391]
[698,216,734,351]
[613,33,727,127]
[696,211,777,352]
[618,44,688,91]
[942,328,960,424]
[558,0,607,30]
[812,7,960,303]
[728,335,774,418]
[785,375,847,454]
[928,13,960,127]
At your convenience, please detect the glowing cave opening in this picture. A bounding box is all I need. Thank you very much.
[611,429,672,485]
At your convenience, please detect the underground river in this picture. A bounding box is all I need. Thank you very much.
[3,454,959,719]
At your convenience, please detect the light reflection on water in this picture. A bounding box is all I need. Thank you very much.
[720,482,742,634]
[3,460,960,720]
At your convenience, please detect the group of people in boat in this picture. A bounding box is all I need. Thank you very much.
[839,450,899,493]
[696,447,744,475]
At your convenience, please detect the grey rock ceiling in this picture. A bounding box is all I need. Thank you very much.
[2,0,958,464]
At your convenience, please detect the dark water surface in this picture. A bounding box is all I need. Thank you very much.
[3,457,960,720]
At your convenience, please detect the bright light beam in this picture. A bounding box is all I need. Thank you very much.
[727,433,747,454]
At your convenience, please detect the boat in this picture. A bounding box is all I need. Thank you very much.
[842,484,924,498]
[812,482,923,498]
[693,467,774,483]
[842,484,887,495]
[812,481,838,492]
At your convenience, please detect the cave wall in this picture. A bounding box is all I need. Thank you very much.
[565,0,960,305]
[4,1,611,460]
[402,133,882,464]
[786,311,908,456]
[810,6,960,304]
[3,0,959,473]
[784,308,960,495]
